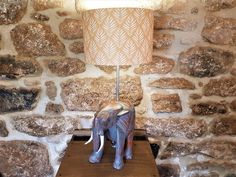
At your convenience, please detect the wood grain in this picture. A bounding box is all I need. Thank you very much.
[56,140,159,177]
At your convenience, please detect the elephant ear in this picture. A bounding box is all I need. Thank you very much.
[116,112,131,133]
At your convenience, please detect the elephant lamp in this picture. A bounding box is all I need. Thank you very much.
[85,101,135,170]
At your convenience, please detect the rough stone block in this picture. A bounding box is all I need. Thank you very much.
[0,55,42,80]
[0,87,40,114]
[151,94,182,113]
[179,46,234,77]
[47,58,86,77]
[230,100,236,111]
[0,140,53,177]
[69,41,84,54]
[210,116,236,136]
[31,12,49,21]
[157,164,180,177]
[12,114,78,137]
[202,16,236,45]
[191,101,228,115]
[0,0,27,25]
[96,65,130,74]
[11,23,65,57]
[203,77,236,97]
[61,76,143,111]
[188,172,219,177]
[45,81,57,101]
[59,18,83,40]
[154,15,197,31]
[146,118,207,139]
[204,0,236,11]
[149,77,195,90]
[134,56,175,74]
[153,32,175,50]
[31,0,63,11]
[45,102,64,114]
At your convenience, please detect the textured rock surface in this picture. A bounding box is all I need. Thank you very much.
[159,140,236,160]
[204,0,236,11]
[31,0,63,11]
[231,68,236,76]
[151,94,182,113]
[97,65,130,74]
[157,0,188,14]
[61,76,142,111]
[12,115,78,136]
[189,94,202,100]
[188,172,219,177]
[134,56,175,74]
[0,0,27,25]
[210,117,236,135]
[230,100,236,111]
[202,16,236,46]
[11,23,65,57]
[146,118,207,139]
[154,15,197,31]
[31,12,49,21]
[191,101,228,115]
[157,164,180,177]
[153,32,175,50]
[45,81,57,101]
[149,77,195,89]
[203,77,236,97]
[45,102,64,114]
[187,160,236,171]
[69,41,84,54]
[179,46,234,77]
[0,87,40,113]
[47,58,86,77]
[0,55,42,80]
[0,120,8,137]
[0,140,53,177]
[59,18,83,40]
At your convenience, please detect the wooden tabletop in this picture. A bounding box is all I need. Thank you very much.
[56,139,160,177]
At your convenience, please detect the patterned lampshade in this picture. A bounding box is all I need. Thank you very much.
[78,2,154,65]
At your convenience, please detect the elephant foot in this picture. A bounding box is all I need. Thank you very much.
[125,149,133,160]
[89,152,102,163]
[113,160,124,170]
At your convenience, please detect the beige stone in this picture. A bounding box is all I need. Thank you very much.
[59,18,83,40]
[96,65,130,74]
[188,172,219,177]
[204,0,236,11]
[47,58,86,77]
[0,87,40,114]
[134,56,175,74]
[12,114,78,136]
[45,81,57,101]
[230,100,236,111]
[157,164,180,177]
[210,116,236,135]
[0,55,42,80]
[154,15,197,31]
[179,46,234,77]
[231,68,236,76]
[31,0,63,11]
[203,77,236,97]
[0,0,27,25]
[0,140,53,177]
[0,120,8,137]
[11,23,65,57]
[151,94,182,113]
[149,77,195,90]
[146,118,207,139]
[45,102,64,114]
[202,16,236,46]
[153,32,175,50]
[61,76,143,111]
[191,101,228,115]
[69,41,84,54]
[189,94,202,100]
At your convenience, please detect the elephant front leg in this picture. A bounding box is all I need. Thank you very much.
[89,130,103,163]
[125,131,134,160]
[113,129,126,170]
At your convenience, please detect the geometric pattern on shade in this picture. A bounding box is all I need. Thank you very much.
[82,8,154,65]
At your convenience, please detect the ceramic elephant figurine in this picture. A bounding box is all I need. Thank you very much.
[85,101,135,170]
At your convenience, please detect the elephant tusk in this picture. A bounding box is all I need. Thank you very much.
[84,132,93,145]
[97,135,104,152]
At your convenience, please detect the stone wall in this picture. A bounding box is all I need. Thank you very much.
[0,0,235,177]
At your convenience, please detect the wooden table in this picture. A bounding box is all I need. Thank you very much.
[56,136,160,177]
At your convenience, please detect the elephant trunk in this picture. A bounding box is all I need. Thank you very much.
[97,135,104,152]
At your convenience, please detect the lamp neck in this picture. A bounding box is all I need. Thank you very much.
[116,65,120,102]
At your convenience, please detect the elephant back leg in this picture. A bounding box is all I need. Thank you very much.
[125,131,134,160]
